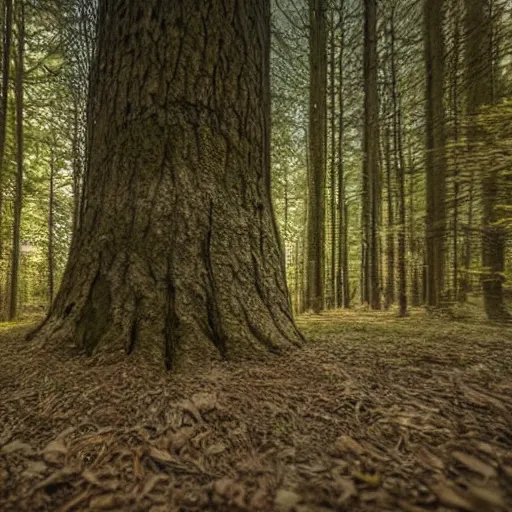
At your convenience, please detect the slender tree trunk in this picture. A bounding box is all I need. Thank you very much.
[335,2,349,309]
[71,98,82,240]
[306,0,327,313]
[390,10,407,316]
[329,12,336,309]
[465,0,511,320]
[0,0,12,318]
[408,142,420,307]
[336,1,346,309]
[384,112,394,308]
[8,0,23,320]
[450,0,461,301]
[30,0,304,367]
[362,0,380,309]
[284,165,289,238]
[424,0,446,308]
[48,148,55,303]
[294,238,300,314]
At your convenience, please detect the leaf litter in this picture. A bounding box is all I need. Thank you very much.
[0,307,511,511]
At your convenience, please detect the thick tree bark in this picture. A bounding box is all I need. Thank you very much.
[0,0,12,318]
[8,0,23,320]
[306,0,327,313]
[465,0,511,320]
[362,0,381,309]
[48,148,55,302]
[424,0,446,308]
[31,0,304,367]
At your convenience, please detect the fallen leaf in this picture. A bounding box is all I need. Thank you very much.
[416,447,444,470]
[33,466,79,492]
[82,470,119,491]
[275,489,301,511]
[452,451,497,479]
[43,439,68,455]
[502,465,512,480]
[22,461,47,478]
[334,435,364,456]
[141,474,168,497]
[58,491,90,512]
[1,440,34,455]
[147,446,174,464]
[333,476,357,504]
[206,442,227,456]
[191,392,217,413]
[212,477,246,507]
[430,483,477,512]
[352,471,381,487]
[467,484,506,508]
[250,488,269,509]
[169,427,195,452]
[89,493,123,509]
[180,399,204,424]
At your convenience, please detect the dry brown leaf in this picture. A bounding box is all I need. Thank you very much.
[430,483,477,512]
[334,435,364,456]
[33,466,79,492]
[191,392,217,413]
[452,451,497,479]
[180,399,204,424]
[334,476,357,504]
[140,474,168,498]
[206,442,227,456]
[1,439,34,455]
[58,491,90,512]
[467,484,506,508]
[502,465,512,480]
[133,447,144,479]
[275,489,301,511]
[250,488,269,509]
[22,461,47,478]
[82,469,119,491]
[212,477,246,507]
[416,447,445,470]
[147,446,174,464]
[169,427,195,452]
[89,493,124,509]
[396,500,430,512]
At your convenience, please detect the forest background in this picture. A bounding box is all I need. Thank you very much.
[0,0,511,322]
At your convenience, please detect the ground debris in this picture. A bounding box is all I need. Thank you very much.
[0,308,511,511]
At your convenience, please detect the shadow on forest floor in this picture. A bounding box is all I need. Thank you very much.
[0,305,511,511]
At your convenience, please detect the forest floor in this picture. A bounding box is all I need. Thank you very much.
[0,302,511,512]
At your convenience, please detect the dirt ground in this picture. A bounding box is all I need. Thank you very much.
[0,304,511,512]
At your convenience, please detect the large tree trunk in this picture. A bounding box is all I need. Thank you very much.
[31,0,304,368]
[8,0,23,320]
[0,0,12,318]
[362,0,381,310]
[465,0,511,320]
[306,0,327,313]
[424,0,446,308]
